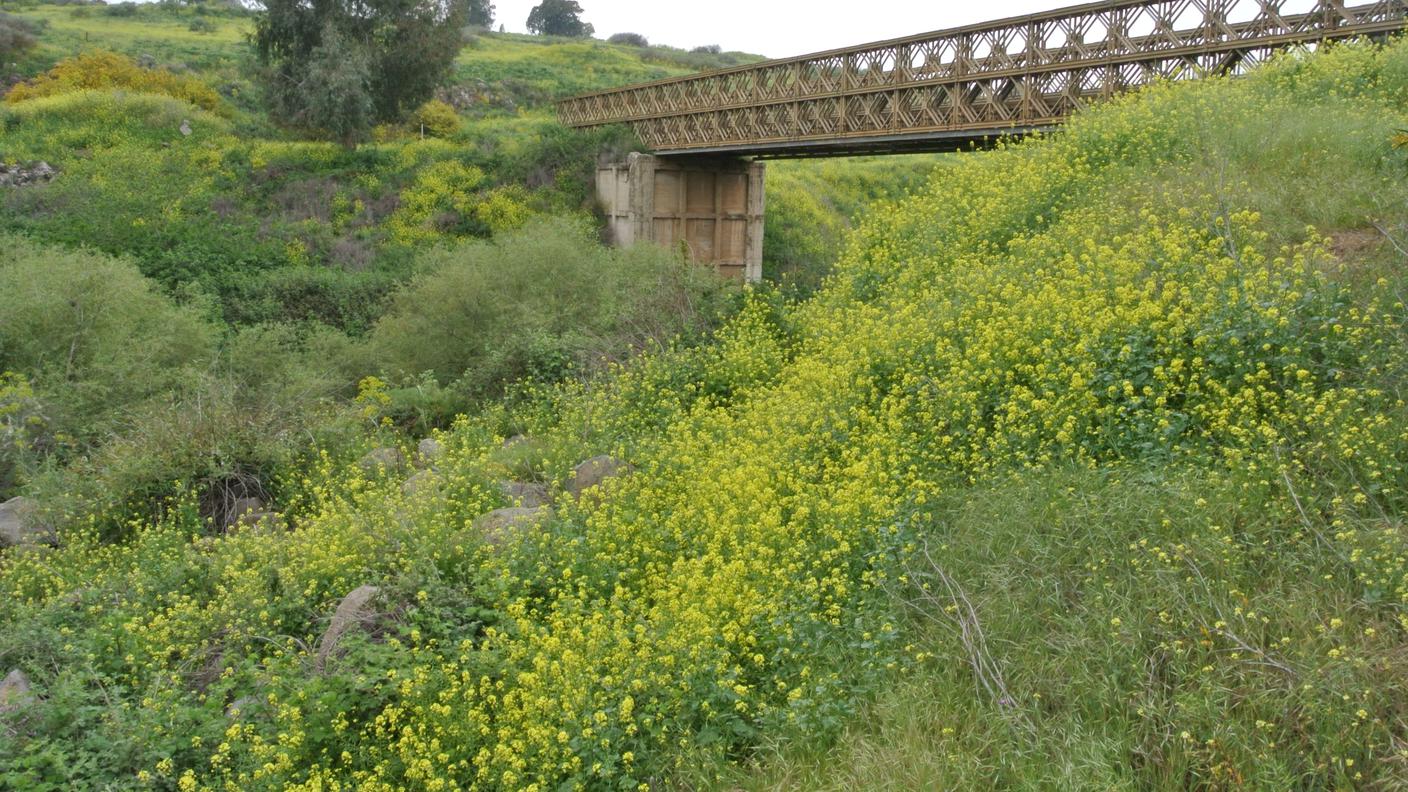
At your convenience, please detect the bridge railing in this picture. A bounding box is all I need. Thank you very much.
[558,0,1408,155]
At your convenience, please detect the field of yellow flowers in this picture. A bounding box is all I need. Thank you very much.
[3,38,1408,791]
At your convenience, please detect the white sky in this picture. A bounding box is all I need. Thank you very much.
[493,1,1069,58]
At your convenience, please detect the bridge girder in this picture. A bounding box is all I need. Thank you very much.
[560,0,1408,158]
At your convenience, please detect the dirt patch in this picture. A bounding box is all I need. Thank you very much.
[1328,228,1385,262]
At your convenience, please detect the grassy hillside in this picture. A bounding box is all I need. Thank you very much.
[0,1,900,319]
[2,29,1405,792]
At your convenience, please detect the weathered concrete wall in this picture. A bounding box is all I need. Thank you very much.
[597,152,764,282]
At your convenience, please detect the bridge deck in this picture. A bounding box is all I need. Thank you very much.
[559,0,1408,158]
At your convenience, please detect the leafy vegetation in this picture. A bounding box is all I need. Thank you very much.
[0,10,40,63]
[5,49,226,113]
[527,0,593,37]
[252,0,468,145]
[368,216,738,409]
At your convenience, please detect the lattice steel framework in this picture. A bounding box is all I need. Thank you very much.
[558,0,1408,156]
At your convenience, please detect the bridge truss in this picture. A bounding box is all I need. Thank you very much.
[558,0,1408,157]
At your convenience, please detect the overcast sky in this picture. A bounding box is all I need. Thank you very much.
[494,1,1069,59]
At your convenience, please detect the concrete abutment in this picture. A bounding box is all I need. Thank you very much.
[596,153,764,282]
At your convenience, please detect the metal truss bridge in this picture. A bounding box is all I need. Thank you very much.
[558,0,1408,157]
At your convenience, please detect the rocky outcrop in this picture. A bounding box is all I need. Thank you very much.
[223,497,264,529]
[0,669,34,715]
[473,506,548,548]
[566,456,632,499]
[416,437,444,467]
[0,162,56,188]
[498,481,548,508]
[316,585,382,671]
[225,695,259,719]
[0,497,53,548]
[401,470,441,498]
[358,447,405,475]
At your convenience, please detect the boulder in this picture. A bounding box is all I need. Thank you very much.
[498,481,548,508]
[223,496,264,529]
[401,470,441,498]
[473,506,548,548]
[235,511,284,530]
[0,162,57,188]
[566,455,632,499]
[0,669,34,714]
[225,695,259,719]
[416,437,444,467]
[0,497,53,548]
[316,585,381,671]
[358,447,405,475]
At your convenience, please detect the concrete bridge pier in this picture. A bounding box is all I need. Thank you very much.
[596,153,765,282]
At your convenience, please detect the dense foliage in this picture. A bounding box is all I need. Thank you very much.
[251,0,467,143]
[369,216,737,404]
[526,0,593,38]
[1,32,1405,792]
[5,49,227,113]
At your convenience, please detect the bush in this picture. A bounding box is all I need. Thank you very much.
[608,32,648,47]
[0,12,41,63]
[188,17,217,34]
[5,50,228,115]
[692,44,722,54]
[102,2,140,16]
[368,216,735,403]
[0,235,217,454]
[385,158,488,244]
[411,98,460,138]
[35,323,358,532]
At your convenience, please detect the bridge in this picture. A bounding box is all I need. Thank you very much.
[559,0,1408,279]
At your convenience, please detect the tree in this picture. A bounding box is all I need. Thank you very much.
[526,0,593,38]
[298,26,374,149]
[467,0,493,27]
[252,0,467,146]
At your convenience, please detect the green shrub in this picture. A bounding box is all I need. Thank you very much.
[368,216,736,406]
[102,2,139,17]
[607,32,648,47]
[0,235,217,448]
[411,98,460,138]
[0,12,41,63]
[34,323,359,533]
[6,50,228,116]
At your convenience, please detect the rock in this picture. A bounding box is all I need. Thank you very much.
[566,456,632,499]
[316,585,381,671]
[0,161,58,188]
[0,497,53,548]
[223,496,264,529]
[236,511,284,530]
[473,506,548,548]
[179,119,192,136]
[501,434,528,450]
[416,437,444,466]
[401,470,441,498]
[0,669,34,714]
[225,695,259,719]
[498,481,548,508]
[358,447,405,475]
